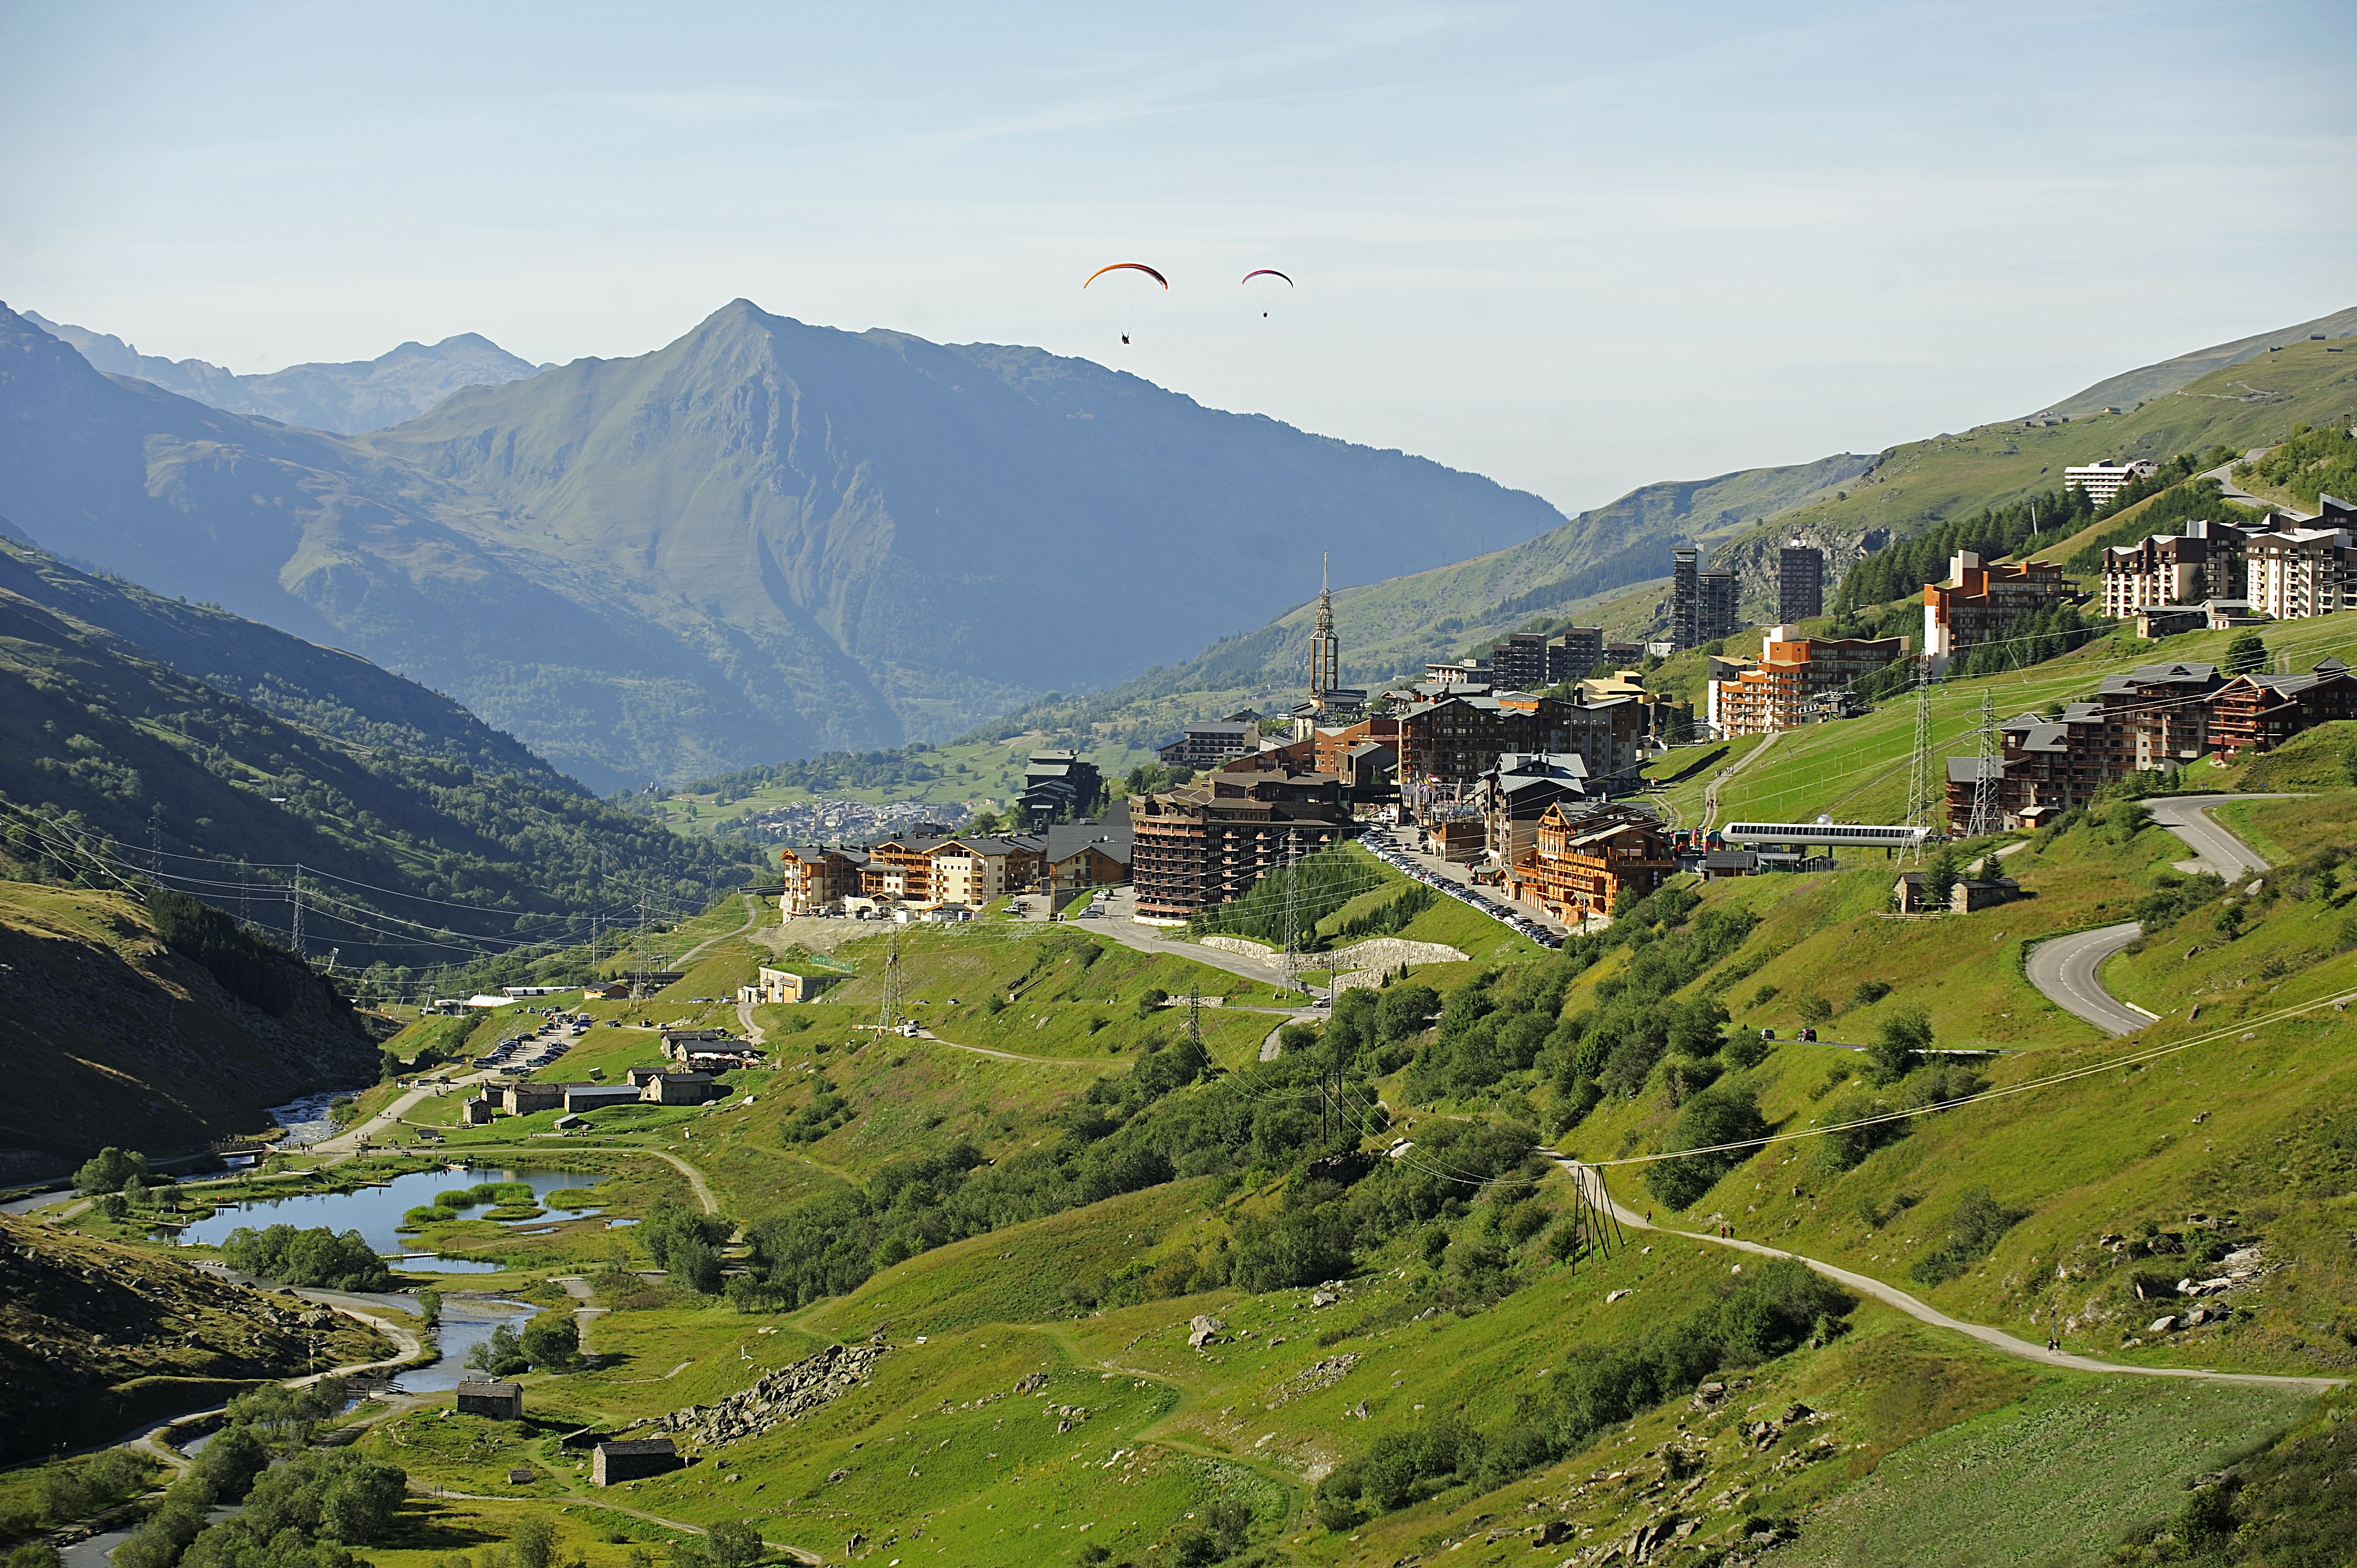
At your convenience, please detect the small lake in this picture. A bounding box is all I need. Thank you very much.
[176,1166,588,1259]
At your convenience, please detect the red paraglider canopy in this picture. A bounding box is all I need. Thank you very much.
[1241,269,1293,286]
[1084,262,1169,289]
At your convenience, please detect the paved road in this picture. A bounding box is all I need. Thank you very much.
[2148,794,2298,880]
[2199,458,2308,519]
[2023,794,2297,1035]
[1553,1159,2341,1392]
[2027,922,2156,1036]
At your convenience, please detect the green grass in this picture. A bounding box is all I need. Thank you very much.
[1708,612,2357,827]
[1765,1375,2311,1566]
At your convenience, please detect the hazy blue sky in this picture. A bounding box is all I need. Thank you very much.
[4,1,2351,528]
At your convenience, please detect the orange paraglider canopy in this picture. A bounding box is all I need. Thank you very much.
[1084,262,1169,289]
[1241,269,1293,285]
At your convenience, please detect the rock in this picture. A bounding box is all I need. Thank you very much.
[1536,1518,1574,1545]
[1014,1373,1048,1393]
[1605,1288,1632,1304]
[1688,1382,1725,1412]
[826,1468,848,1483]
[1782,1402,1813,1423]
[2149,1315,2179,1334]
[1187,1314,1226,1349]
[637,1342,888,1448]
[1311,1290,1339,1308]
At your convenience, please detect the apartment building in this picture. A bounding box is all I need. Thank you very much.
[1396,689,1645,790]
[1018,751,1102,826]
[1778,540,1824,624]
[1941,662,2222,829]
[1708,625,1910,736]
[1502,802,1674,924]
[1922,552,2079,670]
[2099,534,2210,620]
[1156,722,1258,769]
[1671,550,1737,648]
[779,846,869,917]
[861,833,1041,909]
[2210,657,2357,756]
[1476,752,1592,866]
[1489,633,1548,691]
[2243,525,2355,621]
[1546,627,1604,684]
[2063,459,2157,507]
[1127,764,1349,922]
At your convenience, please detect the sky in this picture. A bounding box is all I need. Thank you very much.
[3,1,2352,532]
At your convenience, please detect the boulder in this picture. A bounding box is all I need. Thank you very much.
[1187,1314,1226,1349]
[2149,1315,2179,1334]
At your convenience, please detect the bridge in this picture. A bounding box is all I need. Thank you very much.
[1719,820,1932,850]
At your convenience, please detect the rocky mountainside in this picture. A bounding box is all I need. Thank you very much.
[22,309,546,432]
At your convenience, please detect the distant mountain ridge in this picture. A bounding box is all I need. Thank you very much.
[0,298,1566,789]
[21,308,546,433]
[2046,305,2357,417]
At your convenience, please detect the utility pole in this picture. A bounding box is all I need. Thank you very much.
[147,806,162,876]
[290,865,305,956]
[879,922,902,1033]
[1903,659,1936,857]
[1282,828,1303,997]
[1185,976,1202,1056]
[1965,688,2001,840]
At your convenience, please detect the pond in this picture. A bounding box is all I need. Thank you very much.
[176,1166,590,1260]
[400,1298,543,1394]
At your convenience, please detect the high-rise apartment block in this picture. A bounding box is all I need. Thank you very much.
[1546,627,1603,684]
[1777,540,1824,623]
[1671,549,1738,648]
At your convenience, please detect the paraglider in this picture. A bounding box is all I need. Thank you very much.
[1242,268,1293,317]
[1084,264,1168,344]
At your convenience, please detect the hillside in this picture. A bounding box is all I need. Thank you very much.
[0,1210,390,1460]
[0,537,755,972]
[2046,303,2357,418]
[0,299,1569,789]
[965,332,2357,754]
[0,880,380,1176]
[281,811,2357,1568]
[21,308,547,432]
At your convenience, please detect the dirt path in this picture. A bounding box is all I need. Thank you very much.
[673,894,761,971]
[428,1488,823,1565]
[1552,1159,2341,1392]
[900,1027,1104,1069]
[1700,730,1780,834]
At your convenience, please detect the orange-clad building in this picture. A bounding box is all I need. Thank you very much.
[1502,802,1674,924]
[1923,551,2078,671]
[1710,626,1909,736]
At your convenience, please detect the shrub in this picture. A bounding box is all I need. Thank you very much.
[1851,980,1891,1007]
[219,1224,390,1291]
[74,1147,149,1194]
[1644,1081,1768,1211]
[1795,993,1833,1027]
[1908,1185,2029,1286]
[520,1314,582,1369]
[1867,1007,1932,1083]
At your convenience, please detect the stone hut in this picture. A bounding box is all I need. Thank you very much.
[593,1438,683,1486]
[456,1380,523,1420]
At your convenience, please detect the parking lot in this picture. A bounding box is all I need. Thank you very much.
[1352,823,1569,949]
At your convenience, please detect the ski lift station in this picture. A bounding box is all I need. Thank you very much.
[1720,819,1933,853]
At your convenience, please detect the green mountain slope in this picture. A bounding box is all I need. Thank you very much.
[2046,302,2357,417]
[22,307,547,433]
[0,537,753,969]
[306,825,2357,1568]
[0,881,381,1174]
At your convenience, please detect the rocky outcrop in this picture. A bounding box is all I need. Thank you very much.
[636,1342,887,1447]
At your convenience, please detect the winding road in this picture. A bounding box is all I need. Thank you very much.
[1553,1160,2340,1392]
[2024,793,2296,1035]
